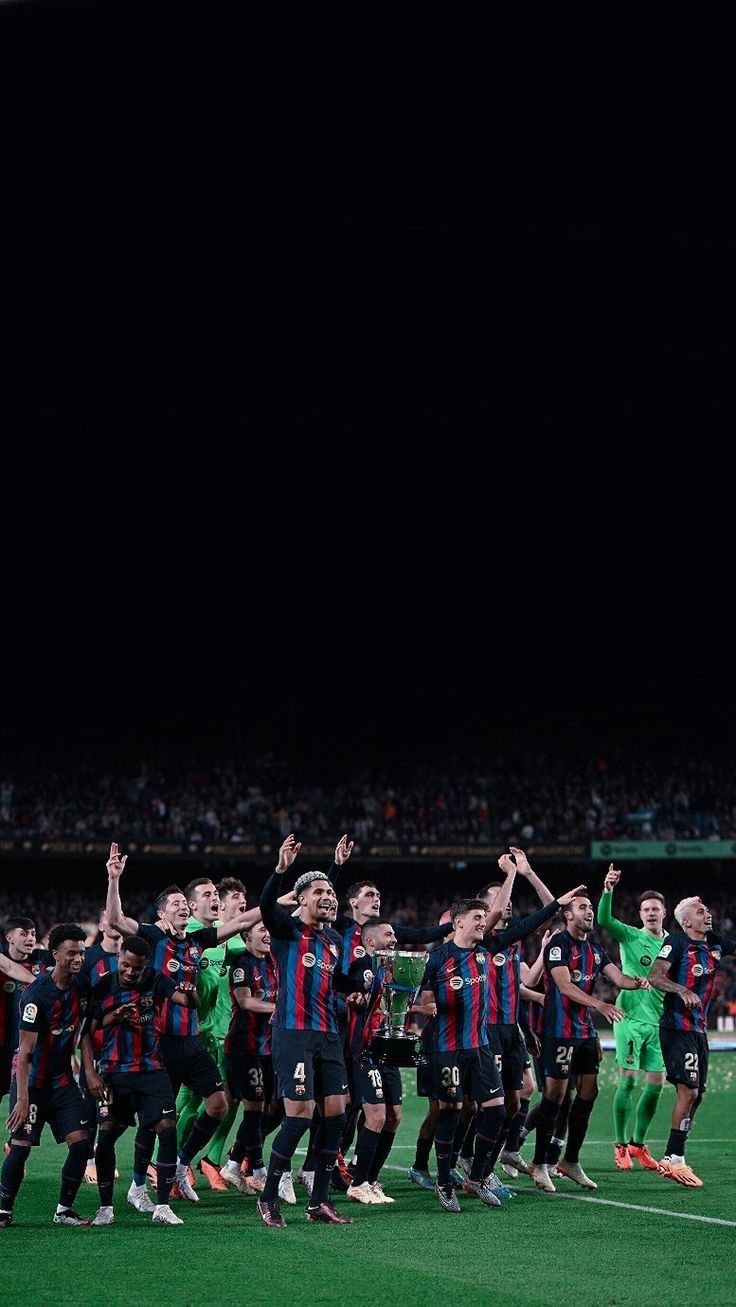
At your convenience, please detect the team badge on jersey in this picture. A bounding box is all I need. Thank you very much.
[190,947,201,960]
[302,953,316,968]
[363,970,374,985]
[593,953,600,964]
[475,953,486,964]
[329,943,339,957]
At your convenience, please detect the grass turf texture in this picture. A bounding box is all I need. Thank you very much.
[3,1052,736,1307]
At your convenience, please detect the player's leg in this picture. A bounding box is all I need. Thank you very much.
[259,1030,315,1224]
[0,1077,37,1228]
[174,1083,202,1156]
[93,1117,126,1223]
[175,1041,228,1196]
[347,1095,386,1201]
[628,1025,665,1168]
[366,1070,403,1200]
[409,1096,439,1188]
[530,1039,570,1192]
[557,1044,600,1189]
[612,1017,639,1167]
[502,1060,534,1176]
[657,1029,705,1186]
[307,1036,352,1218]
[56,1127,93,1224]
[199,1038,237,1186]
[467,1049,505,1188]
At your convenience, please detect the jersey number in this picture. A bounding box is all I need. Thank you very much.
[27,1103,38,1125]
[556,1045,573,1065]
[441,1065,461,1088]
[684,1052,699,1071]
[367,1068,383,1089]
[248,1067,264,1089]
[293,1062,306,1083]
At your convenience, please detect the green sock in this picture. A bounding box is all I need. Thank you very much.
[176,1084,202,1151]
[612,1076,636,1145]
[205,1102,239,1167]
[631,1083,662,1147]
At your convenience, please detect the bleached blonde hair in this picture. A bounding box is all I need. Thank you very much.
[674,896,701,927]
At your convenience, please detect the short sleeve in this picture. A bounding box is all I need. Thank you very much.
[545,937,570,970]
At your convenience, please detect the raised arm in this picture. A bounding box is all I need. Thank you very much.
[490,896,563,949]
[597,865,634,943]
[521,932,554,988]
[105,842,138,935]
[485,854,517,930]
[510,847,555,907]
[216,907,261,943]
[326,832,354,892]
[394,921,452,946]
[259,833,303,938]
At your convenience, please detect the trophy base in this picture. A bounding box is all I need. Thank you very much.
[370,1035,427,1068]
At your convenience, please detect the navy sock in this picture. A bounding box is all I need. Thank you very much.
[179,1111,220,1167]
[311,1114,346,1206]
[263,1117,311,1203]
[0,1145,28,1211]
[156,1124,177,1204]
[59,1139,88,1210]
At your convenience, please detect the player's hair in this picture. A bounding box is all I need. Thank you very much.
[674,896,702,927]
[48,922,86,952]
[3,916,35,936]
[294,870,331,900]
[477,881,502,899]
[184,876,215,904]
[362,917,394,938]
[451,897,488,922]
[638,890,665,907]
[218,876,246,899]
[345,879,379,903]
[120,935,150,958]
[155,885,186,915]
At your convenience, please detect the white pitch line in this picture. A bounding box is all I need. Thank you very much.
[550,1192,736,1227]
[381,1165,736,1227]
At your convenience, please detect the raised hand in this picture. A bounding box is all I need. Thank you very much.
[557,884,587,906]
[335,833,355,865]
[604,864,621,893]
[106,841,127,880]
[277,833,302,873]
[509,847,532,877]
[497,853,517,877]
[277,889,298,907]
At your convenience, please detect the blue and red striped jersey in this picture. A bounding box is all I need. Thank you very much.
[421,941,491,1052]
[226,951,278,1056]
[17,971,91,1089]
[542,931,611,1039]
[92,967,178,1074]
[260,873,345,1033]
[137,922,218,1037]
[337,921,366,974]
[520,993,545,1038]
[82,944,120,987]
[0,946,51,1053]
[484,937,522,1024]
[658,933,736,1032]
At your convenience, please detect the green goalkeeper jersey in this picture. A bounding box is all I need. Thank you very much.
[185,918,245,1041]
[597,891,667,1024]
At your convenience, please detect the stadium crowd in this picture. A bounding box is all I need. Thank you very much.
[2,737,736,846]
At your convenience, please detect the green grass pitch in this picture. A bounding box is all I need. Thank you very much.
[3,1052,736,1307]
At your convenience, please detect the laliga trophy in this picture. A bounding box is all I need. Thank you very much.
[370,949,429,1067]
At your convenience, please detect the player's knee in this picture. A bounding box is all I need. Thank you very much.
[66,1130,90,1148]
[155,1118,177,1134]
[206,1092,228,1119]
